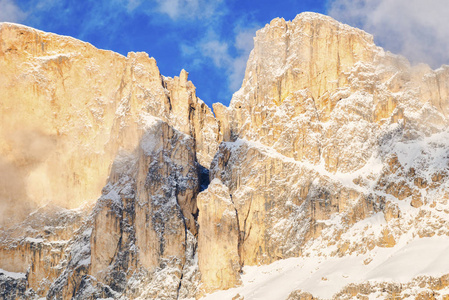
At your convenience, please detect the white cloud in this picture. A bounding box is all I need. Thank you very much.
[128,0,255,93]
[200,39,231,67]
[0,0,27,23]
[126,0,142,12]
[328,0,449,68]
[235,27,256,54]
[154,0,225,21]
[229,26,259,91]
[180,25,259,93]
[228,54,249,91]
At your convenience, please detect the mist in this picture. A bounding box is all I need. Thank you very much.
[0,129,56,227]
[328,0,449,69]
[0,157,33,227]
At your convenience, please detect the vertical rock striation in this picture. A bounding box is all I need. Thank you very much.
[197,178,241,293]
[0,22,219,225]
[202,12,449,293]
[2,11,449,300]
[46,118,201,299]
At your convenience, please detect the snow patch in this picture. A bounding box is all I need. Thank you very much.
[0,269,26,280]
[202,236,449,300]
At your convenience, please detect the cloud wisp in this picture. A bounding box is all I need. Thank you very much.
[328,0,449,68]
[181,24,260,96]
[153,0,226,21]
[147,0,258,97]
[0,0,27,23]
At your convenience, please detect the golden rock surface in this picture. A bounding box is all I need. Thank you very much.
[1,12,449,299]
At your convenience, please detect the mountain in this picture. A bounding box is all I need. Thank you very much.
[1,12,449,300]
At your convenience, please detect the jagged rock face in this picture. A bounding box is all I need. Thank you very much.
[197,178,241,293]
[0,205,85,298]
[2,11,449,300]
[45,119,200,299]
[0,23,219,225]
[204,12,449,294]
[208,139,381,267]
[217,13,449,173]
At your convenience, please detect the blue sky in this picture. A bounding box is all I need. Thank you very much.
[1,0,449,108]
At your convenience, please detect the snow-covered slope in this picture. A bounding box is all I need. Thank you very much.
[204,236,449,299]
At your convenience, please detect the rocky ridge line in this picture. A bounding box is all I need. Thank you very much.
[1,12,449,300]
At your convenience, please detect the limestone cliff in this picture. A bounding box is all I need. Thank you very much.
[207,10,449,267]
[202,12,449,299]
[1,11,449,300]
[45,118,200,299]
[197,178,241,293]
[0,22,219,225]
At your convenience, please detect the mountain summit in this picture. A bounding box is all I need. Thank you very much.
[1,12,449,300]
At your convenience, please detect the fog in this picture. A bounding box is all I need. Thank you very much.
[0,129,56,227]
[328,0,449,68]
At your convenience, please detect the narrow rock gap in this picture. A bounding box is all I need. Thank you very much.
[230,194,244,271]
[176,272,184,300]
[198,164,210,192]
[175,201,189,300]
[173,159,205,299]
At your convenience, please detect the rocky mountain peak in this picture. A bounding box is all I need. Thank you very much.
[238,11,375,104]
[2,12,449,300]
[0,22,220,224]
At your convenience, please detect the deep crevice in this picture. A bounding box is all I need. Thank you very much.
[198,164,210,192]
[230,194,244,271]
[176,272,184,300]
